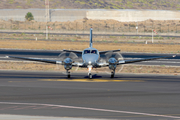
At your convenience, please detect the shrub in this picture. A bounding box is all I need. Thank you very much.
[25,12,34,21]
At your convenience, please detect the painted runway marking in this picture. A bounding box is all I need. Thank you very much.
[39,79,144,82]
[0,102,179,119]
[0,106,18,110]
[13,106,36,110]
[32,106,48,109]
[8,81,36,83]
[51,106,61,109]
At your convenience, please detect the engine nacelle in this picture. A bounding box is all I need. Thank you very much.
[63,58,72,70]
[108,58,117,70]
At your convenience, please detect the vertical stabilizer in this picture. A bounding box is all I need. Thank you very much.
[89,28,93,47]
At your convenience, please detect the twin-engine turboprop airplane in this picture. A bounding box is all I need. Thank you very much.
[7,28,176,78]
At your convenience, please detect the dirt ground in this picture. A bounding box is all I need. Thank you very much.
[0,39,179,53]
[1,19,180,33]
[1,32,180,42]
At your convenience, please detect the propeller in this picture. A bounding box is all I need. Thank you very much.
[56,51,81,74]
[98,51,124,74]
[58,52,78,61]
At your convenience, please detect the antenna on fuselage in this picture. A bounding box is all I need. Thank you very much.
[89,28,93,48]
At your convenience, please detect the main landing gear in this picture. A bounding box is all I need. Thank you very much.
[67,71,70,78]
[111,71,115,78]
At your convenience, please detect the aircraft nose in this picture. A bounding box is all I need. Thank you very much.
[88,61,92,65]
[84,55,97,64]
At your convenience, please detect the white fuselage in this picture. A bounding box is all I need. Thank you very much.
[82,47,99,68]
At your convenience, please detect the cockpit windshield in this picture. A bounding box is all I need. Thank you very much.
[84,50,97,54]
[84,50,90,54]
[91,50,97,54]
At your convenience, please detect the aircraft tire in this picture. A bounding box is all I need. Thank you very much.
[67,72,70,78]
[68,74,70,78]
[89,74,92,79]
[111,72,114,78]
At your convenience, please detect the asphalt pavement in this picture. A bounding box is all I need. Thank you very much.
[0,70,180,120]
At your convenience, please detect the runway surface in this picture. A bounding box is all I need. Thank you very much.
[0,70,180,119]
[0,49,179,66]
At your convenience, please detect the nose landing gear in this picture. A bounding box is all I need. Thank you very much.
[88,73,92,79]
[88,65,93,79]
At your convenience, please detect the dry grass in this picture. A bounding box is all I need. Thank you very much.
[1,19,180,33]
[0,39,179,53]
[1,33,180,42]
[1,61,180,75]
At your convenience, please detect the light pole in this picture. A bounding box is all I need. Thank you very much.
[45,0,49,40]
[152,29,153,43]
[136,21,138,35]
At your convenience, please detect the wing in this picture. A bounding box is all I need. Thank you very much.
[118,55,176,65]
[98,55,176,67]
[7,56,62,64]
[63,49,82,54]
[61,49,83,63]
[99,49,120,54]
[7,56,84,67]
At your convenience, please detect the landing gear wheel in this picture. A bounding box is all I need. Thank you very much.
[67,72,70,78]
[68,74,70,78]
[88,73,92,79]
[111,72,114,78]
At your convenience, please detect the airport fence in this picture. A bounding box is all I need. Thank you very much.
[0,19,180,35]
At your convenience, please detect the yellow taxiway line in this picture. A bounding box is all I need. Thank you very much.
[39,79,144,82]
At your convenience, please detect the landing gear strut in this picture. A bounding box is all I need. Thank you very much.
[88,73,92,79]
[67,71,70,78]
[111,71,115,78]
[88,65,93,79]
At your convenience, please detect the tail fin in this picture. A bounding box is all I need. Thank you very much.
[89,28,93,47]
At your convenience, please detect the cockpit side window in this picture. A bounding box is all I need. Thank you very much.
[84,50,90,54]
[91,50,97,54]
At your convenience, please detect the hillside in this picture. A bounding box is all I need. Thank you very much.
[0,0,180,10]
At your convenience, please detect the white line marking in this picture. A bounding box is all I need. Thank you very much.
[13,106,36,110]
[0,102,179,119]
[0,106,18,110]
[32,106,47,109]
[51,106,61,109]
